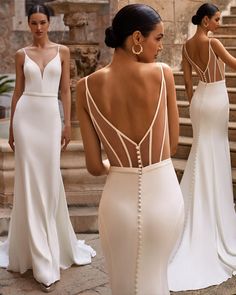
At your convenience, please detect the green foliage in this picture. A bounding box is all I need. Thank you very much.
[0,75,14,95]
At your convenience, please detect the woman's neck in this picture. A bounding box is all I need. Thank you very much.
[195,25,209,38]
[32,36,51,48]
[111,47,140,66]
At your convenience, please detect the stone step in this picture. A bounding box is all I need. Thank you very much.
[177,100,236,121]
[226,64,236,73]
[179,117,236,141]
[222,15,236,25]
[225,46,236,57]
[172,158,236,199]
[174,71,236,88]
[216,24,236,35]
[231,6,236,15]
[176,85,236,104]
[174,136,236,168]
[224,47,236,72]
[0,205,98,235]
[215,35,236,46]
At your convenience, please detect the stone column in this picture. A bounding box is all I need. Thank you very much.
[63,12,100,139]
[46,0,109,139]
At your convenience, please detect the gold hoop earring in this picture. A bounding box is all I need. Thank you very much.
[204,23,208,28]
[132,44,143,55]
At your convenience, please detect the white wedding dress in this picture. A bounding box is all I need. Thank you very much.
[168,39,236,291]
[85,65,184,295]
[0,46,95,286]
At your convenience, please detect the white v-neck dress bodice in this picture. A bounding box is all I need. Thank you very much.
[0,46,95,286]
[23,48,61,95]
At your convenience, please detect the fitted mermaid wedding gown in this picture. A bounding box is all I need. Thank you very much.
[0,46,95,286]
[85,64,184,295]
[168,39,236,291]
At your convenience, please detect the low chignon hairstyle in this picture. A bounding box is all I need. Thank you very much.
[192,3,219,25]
[105,4,162,48]
[27,4,52,22]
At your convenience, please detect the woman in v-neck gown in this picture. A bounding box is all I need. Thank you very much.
[0,4,95,292]
[168,3,236,291]
[77,4,184,295]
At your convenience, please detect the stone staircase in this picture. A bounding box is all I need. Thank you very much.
[173,5,236,197]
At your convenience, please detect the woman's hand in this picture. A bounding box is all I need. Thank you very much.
[61,125,71,151]
[8,127,15,151]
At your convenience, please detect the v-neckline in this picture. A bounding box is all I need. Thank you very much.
[184,40,211,74]
[24,50,59,79]
[85,68,164,147]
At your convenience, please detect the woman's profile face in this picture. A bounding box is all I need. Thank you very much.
[206,11,221,32]
[140,22,164,63]
[28,13,50,39]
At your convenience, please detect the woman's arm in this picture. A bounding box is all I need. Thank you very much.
[59,45,71,150]
[182,46,193,102]
[211,38,236,70]
[8,50,25,151]
[77,78,109,176]
[163,64,179,156]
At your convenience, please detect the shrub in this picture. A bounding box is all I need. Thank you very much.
[0,75,14,95]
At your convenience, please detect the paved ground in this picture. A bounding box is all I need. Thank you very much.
[0,234,236,295]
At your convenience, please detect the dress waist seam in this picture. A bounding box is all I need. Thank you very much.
[23,91,57,97]
[109,158,172,174]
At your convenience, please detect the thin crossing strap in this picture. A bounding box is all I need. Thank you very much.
[214,57,217,81]
[139,65,164,146]
[85,77,123,167]
[210,45,224,80]
[159,74,167,161]
[118,133,132,167]
[85,77,137,146]
[149,129,152,165]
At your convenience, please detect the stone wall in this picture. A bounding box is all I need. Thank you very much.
[0,0,235,74]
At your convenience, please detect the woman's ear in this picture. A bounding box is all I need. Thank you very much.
[202,15,209,27]
[132,30,143,45]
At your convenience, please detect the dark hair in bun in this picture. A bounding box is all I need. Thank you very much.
[27,4,52,22]
[105,27,119,48]
[105,3,162,49]
[192,3,219,25]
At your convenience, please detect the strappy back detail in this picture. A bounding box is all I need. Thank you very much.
[85,65,169,168]
[184,39,225,83]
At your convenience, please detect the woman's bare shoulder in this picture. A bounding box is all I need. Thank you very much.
[15,48,25,63]
[210,37,224,49]
[58,44,69,53]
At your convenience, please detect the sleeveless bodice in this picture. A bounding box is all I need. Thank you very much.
[23,47,61,96]
[184,39,225,83]
[85,65,169,168]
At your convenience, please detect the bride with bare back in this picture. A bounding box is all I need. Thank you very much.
[0,4,95,293]
[77,4,184,295]
[168,3,236,291]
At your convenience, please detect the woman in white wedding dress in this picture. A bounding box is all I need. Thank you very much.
[168,3,236,291]
[77,4,184,295]
[0,4,95,292]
